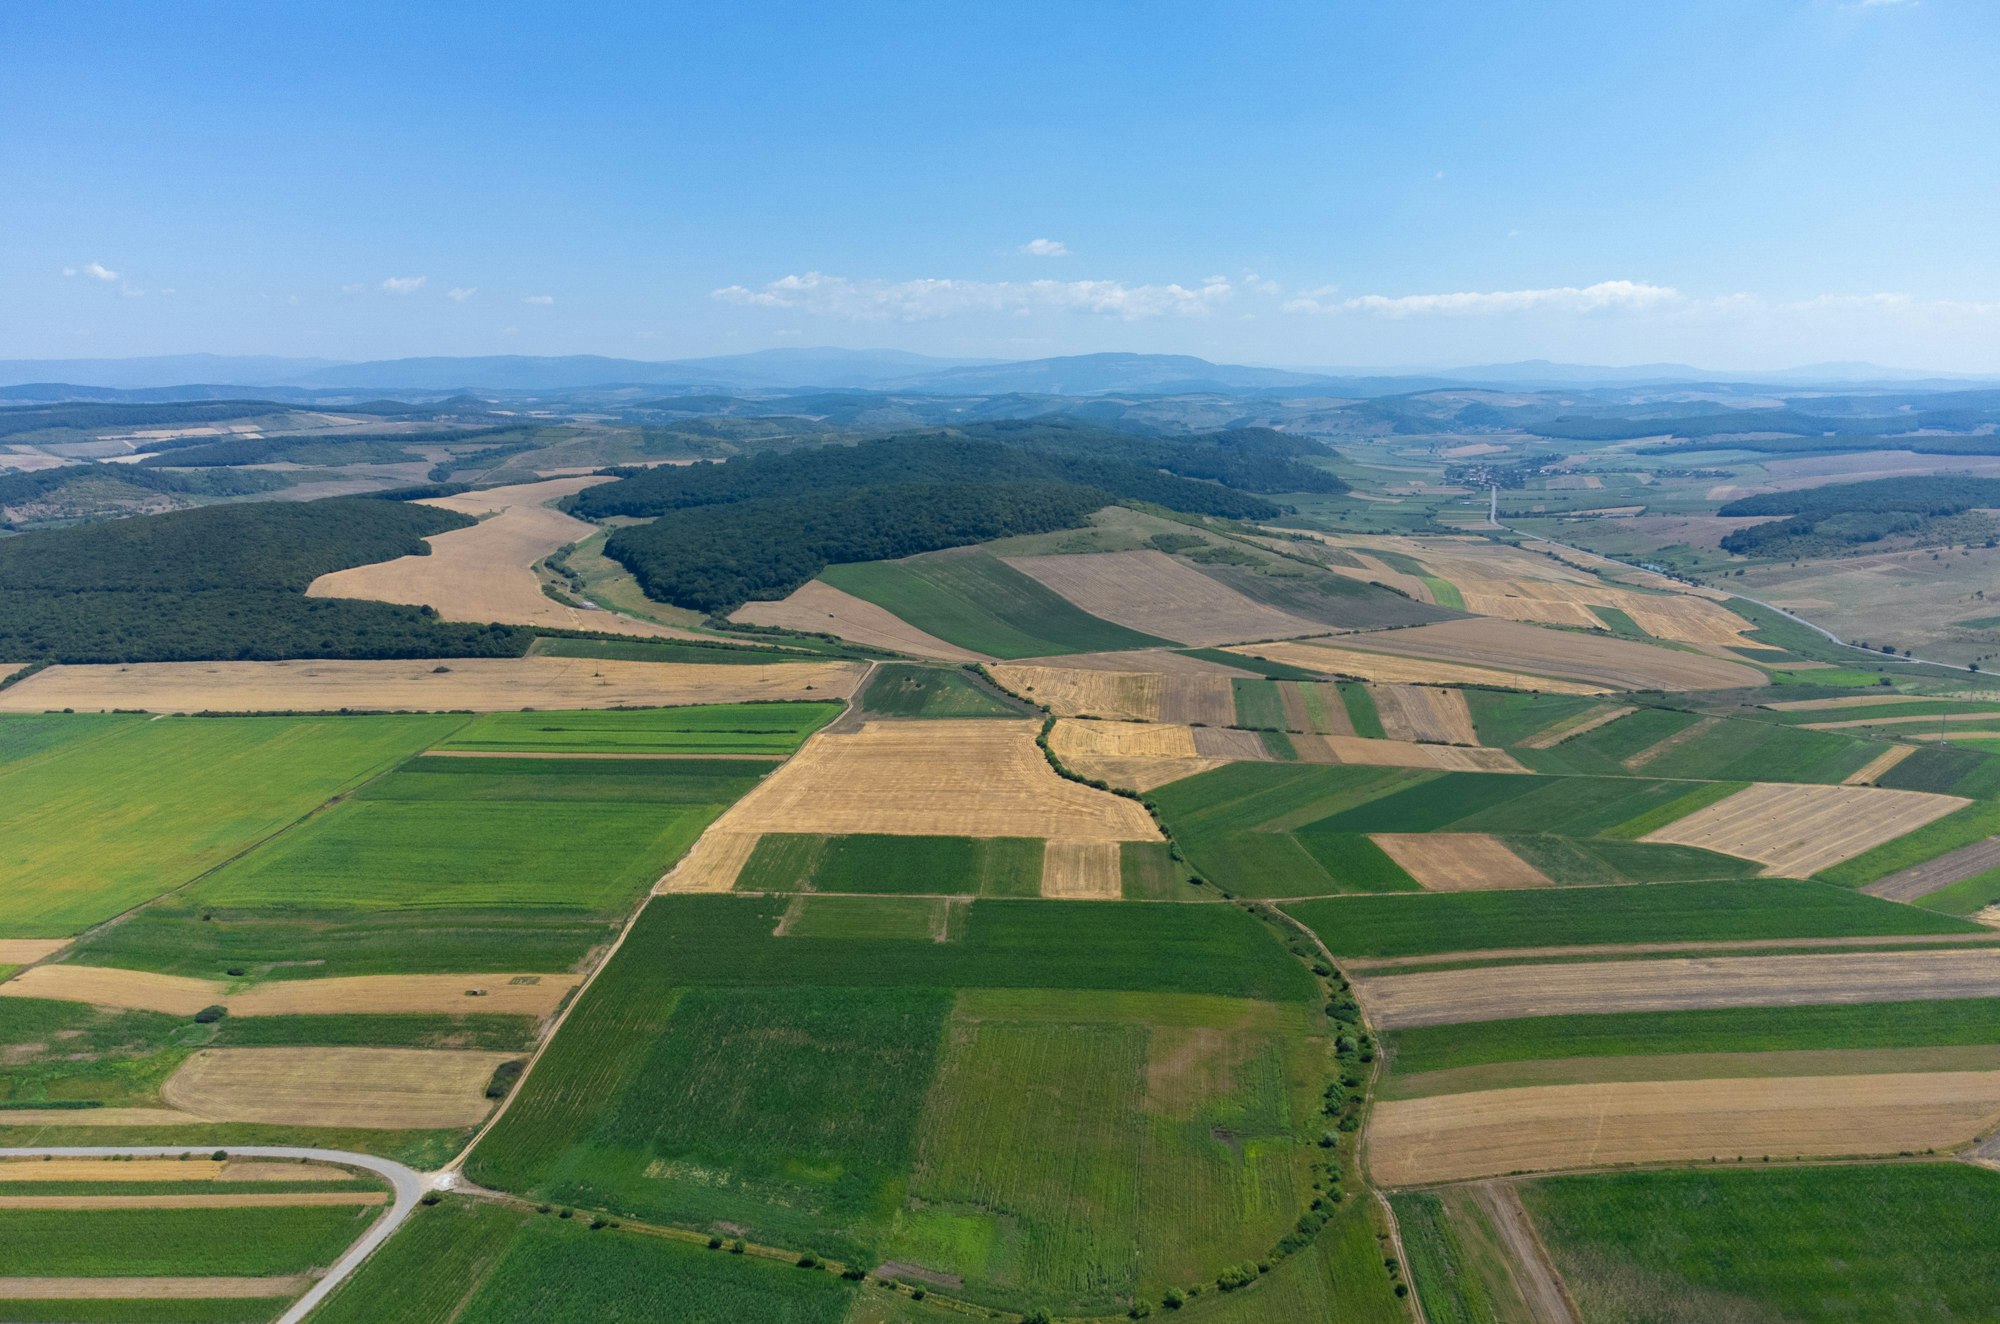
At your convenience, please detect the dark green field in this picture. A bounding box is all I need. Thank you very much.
[858,663,1026,717]
[0,1203,378,1275]
[1523,1164,2000,1323]
[738,833,1044,896]
[1286,879,1978,958]
[821,551,1172,658]
[435,701,838,754]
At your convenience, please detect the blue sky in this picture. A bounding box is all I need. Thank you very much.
[6,0,1998,370]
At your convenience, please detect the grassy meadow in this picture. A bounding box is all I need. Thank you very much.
[434,701,840,754]
[738,833,1044,896]
[858,663,1025,718]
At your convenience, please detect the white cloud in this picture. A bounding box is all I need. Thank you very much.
[711,271,1231,321]
[522,294,554,305]
[446,287,478,302]
[380,275,427,294]
[63,261,120,282]
[1019,238,1071,257]
[119,284,144,298]
[1289,279,1682,317]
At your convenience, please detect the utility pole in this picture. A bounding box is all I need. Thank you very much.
[1489,484,1498,526]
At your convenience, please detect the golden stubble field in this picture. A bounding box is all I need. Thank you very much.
[1002,549,1327,646]
[1642,781,1964,876]
[733,579,989,660]
[0,965,580,1017]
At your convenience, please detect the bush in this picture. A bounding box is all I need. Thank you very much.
[192,1004,227,1024]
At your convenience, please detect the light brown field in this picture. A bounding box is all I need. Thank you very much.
[1642,781,1964,876]
[1010,648,1256,677]
[1040,840,1122,899]
[0,1277,311,1300]
[1516,704,1633,749]
[1805,711,2000,731]
[1864,837,2000,902]
[163,1047,510,1128]
[1232,640,1607,695]
[0,1159,231,1182]
[0,966,578,1017]
[1281,680,1355,735]
[0,655,865,714]
[1048,719,1199,759]
[1387,1044,2000,1100]
[1313,737,1527,772]
[1739,540,2000,669]
[1845,744,1920,785]
[1767,693,1973,712]
[1621,716,1721,770]
[307,476,674,637]
[0,1191,386,1210]
[1373,834,1552,891]
[0,939,67,964]
[656,829,762,893]
[1058,755,1227,793]
[732,580,988,660]
[1341,618,1768,692]
[1003,550,1325,646]
[1373,685,1478,744]
[1191,728,1274,759]
[1544,475,1604,490]
[991,665,1160,721]
[694,720,1161,842]
[0,1108,199,1126]
[1369,1071,2000,1187]
[1353,948,2000,1028]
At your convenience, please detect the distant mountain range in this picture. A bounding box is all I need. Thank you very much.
[1,348,1993,398]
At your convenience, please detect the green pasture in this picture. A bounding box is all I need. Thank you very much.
[739,833,1043,896]
[434,701,838,754]
[1231,678,1288,730]
[0,1203,378,1275]
[821,552,1171,658]
[0,1302,281,1323]
[0,713,459,934]
[859,663,1024,717]
[1818,800,2000,887]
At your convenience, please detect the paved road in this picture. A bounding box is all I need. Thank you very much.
[0,1145,436,1324]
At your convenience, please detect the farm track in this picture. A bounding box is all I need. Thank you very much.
[1467,1180,1581,1324]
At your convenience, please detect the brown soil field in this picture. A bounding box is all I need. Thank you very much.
[1039,840,1122,899]
[1009,648,1256,677]
[1059,755,1226,793]
[1232,640,1607,695]
[0,939,67,964]
[1369,1071,2000,1187]
[1642,781,1964,877]
[1354,948,2000,1029]
[1767,694,1972,712]
[308,476,675,637]
[1845,744,1920,785]
[1373,834,1553,890]
[1048,719,1199,760]
[695,720,1161,842]
[1157,673,1244,726]
[1341,618,1767,692]
[989,665,1162,721]
[0,656,866,714]
[1515,704,1633,749]
[1191,728,1275,759]
[0,1159,231,1182]
[1373,685,1478,744]
[1864,836,2000,901]
[0,1191,386,1210]
[656,829,763,893]
[0,1277,311,1300]
[163,1047,511,1128]
[732,580,988,660]
[1003,550,1326,646]
[0,966,578,1017]
[1280,680,1355,735]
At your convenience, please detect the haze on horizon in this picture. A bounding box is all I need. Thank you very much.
[7,0,1999,375]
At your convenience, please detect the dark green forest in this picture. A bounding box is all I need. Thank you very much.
[0,498,531,663]
[1718,476,2000,558]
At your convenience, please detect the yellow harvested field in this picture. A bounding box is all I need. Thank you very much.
[1048,719,1199,759]
[1191,728,1274,760]
[733,580,988,661]
[1353,948,2000,1028]
[991,665,1161,721]
[1643,781,1964,877]
[1231,640,1606,695]
[1004,550,1325,646]
[1516,703,1633,749]
[0,1160,229,1182]
[1060,755,1226,793]
[1372,834,1552,890]
[1369,1071,2000,1186]
[1372,685,1478,744]
[1806,711,2000,731]
[1767,693,1971,712]
[1040,840,1122,899]
[0,965,579,1017]
[0,1108,199,1127]
[1341,618,1768,692]
[1296,737,1528,773]
[700,720,1161,842]
[0,1191,385,1210]
[656,829,762,894]
[0,1277,311,1300]
[0,655,865,714]
[1845,744,1920,785]
[0,939,67,964]
[308,477,674,637]
[1012,648,1254,677]
[163,1047,511,1128]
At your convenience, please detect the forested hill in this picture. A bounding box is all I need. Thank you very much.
[0,497,530,663]
[589,424,1341,614]
[1717,476,2000,559]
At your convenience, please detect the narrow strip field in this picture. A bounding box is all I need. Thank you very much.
[1002,549,1325,646]
[1864,836,2000,901]
[1372,834,1553,891]
[1336,617,1768,691]
[0,965,580,1016]
[1643,781,1965,876]
[1232,639,1607,695]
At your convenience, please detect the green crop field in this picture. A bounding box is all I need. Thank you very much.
[1818,799,2000,887]
[434,701,839,754]
[1232,677,1288,730]
[1391,1189,1533,1324]
[0,1302,280,1323]
[192,757,764,914]
[821,552,1172,658]
[1879,743,2000,797]
[1286,879,1977,958]
[1385,996,2000,1078]
[0,711,141,767]
[1340,681,1385,737]
[1178,647,1321,680]
[859,664,1024,717]
[739,833,1044,896]
[1120,840,1205,900]
[1463,691,1604,748]
[311,1196,530,1324]
[1502,835,1760,885]
[784,894,949,940]
[0,713,460,934]
[0,1203,378,1275]
[1522,1164,2000,1323]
